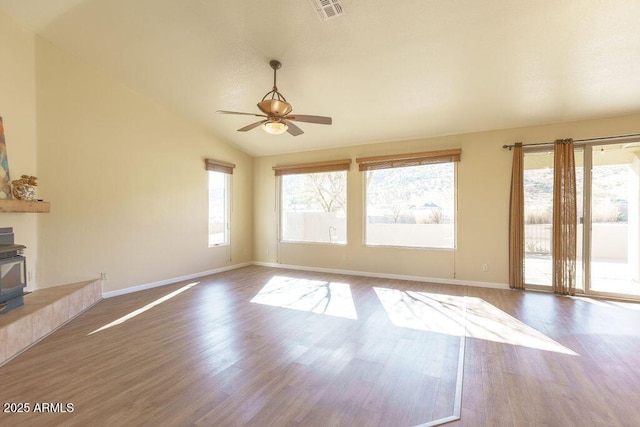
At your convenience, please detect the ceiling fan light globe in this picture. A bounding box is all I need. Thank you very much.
[262,121,288,135]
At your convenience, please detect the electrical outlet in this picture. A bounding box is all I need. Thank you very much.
[482,264,489,272]
[28,271,33,281]
[100,272,108,280]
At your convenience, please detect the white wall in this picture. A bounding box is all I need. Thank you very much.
[0,12,39,289]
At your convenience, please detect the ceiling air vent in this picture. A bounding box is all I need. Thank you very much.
[308,0,345,22]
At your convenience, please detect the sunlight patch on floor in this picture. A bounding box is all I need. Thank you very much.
[251,276,358,319]
[374,288,466,336]
[575,296,640,311]
[374,288,578,355]
[88,282,199,335]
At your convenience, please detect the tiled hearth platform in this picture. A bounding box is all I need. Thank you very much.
[0,280,102,366]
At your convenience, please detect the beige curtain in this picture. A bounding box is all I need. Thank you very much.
[552,139,577,295]
[509,143,525,289]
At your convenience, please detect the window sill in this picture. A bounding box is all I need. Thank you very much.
[364,243,455,251]
[208,243,230,248]
[280,240,347,246]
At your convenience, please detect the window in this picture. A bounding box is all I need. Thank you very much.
[274,159,350,244]
[357,150,459,249]
[205,159,234,247]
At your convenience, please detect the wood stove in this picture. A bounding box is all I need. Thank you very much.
[0,227,27,315]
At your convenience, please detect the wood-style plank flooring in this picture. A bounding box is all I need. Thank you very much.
[1,265,640,426]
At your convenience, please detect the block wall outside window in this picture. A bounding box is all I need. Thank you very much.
[364,162,456,249]
[280,170,347,244]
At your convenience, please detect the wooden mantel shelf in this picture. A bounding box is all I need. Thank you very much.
[0,199,50,213]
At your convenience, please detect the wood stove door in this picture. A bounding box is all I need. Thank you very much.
[0,256,26,297]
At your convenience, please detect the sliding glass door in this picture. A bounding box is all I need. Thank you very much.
[523,140,640,299]
[523,148,583,289]
[523,150,553,286]
[589,143,640,297]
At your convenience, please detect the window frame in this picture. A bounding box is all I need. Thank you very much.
[274,159,351,245]
[206,159,234,248]
[357,150,460,250]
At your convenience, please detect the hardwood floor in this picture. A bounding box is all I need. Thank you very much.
[1,265,639,426]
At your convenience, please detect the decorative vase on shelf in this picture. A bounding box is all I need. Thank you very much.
[11,175,38,201]
[12,183,36,200]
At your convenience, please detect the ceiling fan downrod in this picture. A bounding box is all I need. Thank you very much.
[262,60,287,103]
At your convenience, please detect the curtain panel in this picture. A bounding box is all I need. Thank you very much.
[552,139,577,295]
[509,143,525,290]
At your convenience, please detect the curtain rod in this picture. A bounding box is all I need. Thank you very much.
[502,133,640,150]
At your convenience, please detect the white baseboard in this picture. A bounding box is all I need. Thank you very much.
[252,261,510,290]
[102,260,509,298]
[102,262,253,298]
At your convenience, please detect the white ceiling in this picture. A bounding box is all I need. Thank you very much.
[1,0,639,156]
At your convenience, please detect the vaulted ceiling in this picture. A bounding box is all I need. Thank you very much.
[1,0,639,156]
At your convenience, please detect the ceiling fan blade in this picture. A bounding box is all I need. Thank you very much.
[285,114,332,125]
[237,120,266,132]
[216,110,267,118]
[284,120,304,136]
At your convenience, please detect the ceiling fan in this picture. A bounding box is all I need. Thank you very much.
[216,60,332,136]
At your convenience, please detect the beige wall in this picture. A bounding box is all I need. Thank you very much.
[0,13,39,289]
[34,39,253,293]
[254,113,640,286]
[4,9,640,293]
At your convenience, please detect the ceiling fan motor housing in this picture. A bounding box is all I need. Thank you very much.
[257,99,293,117]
